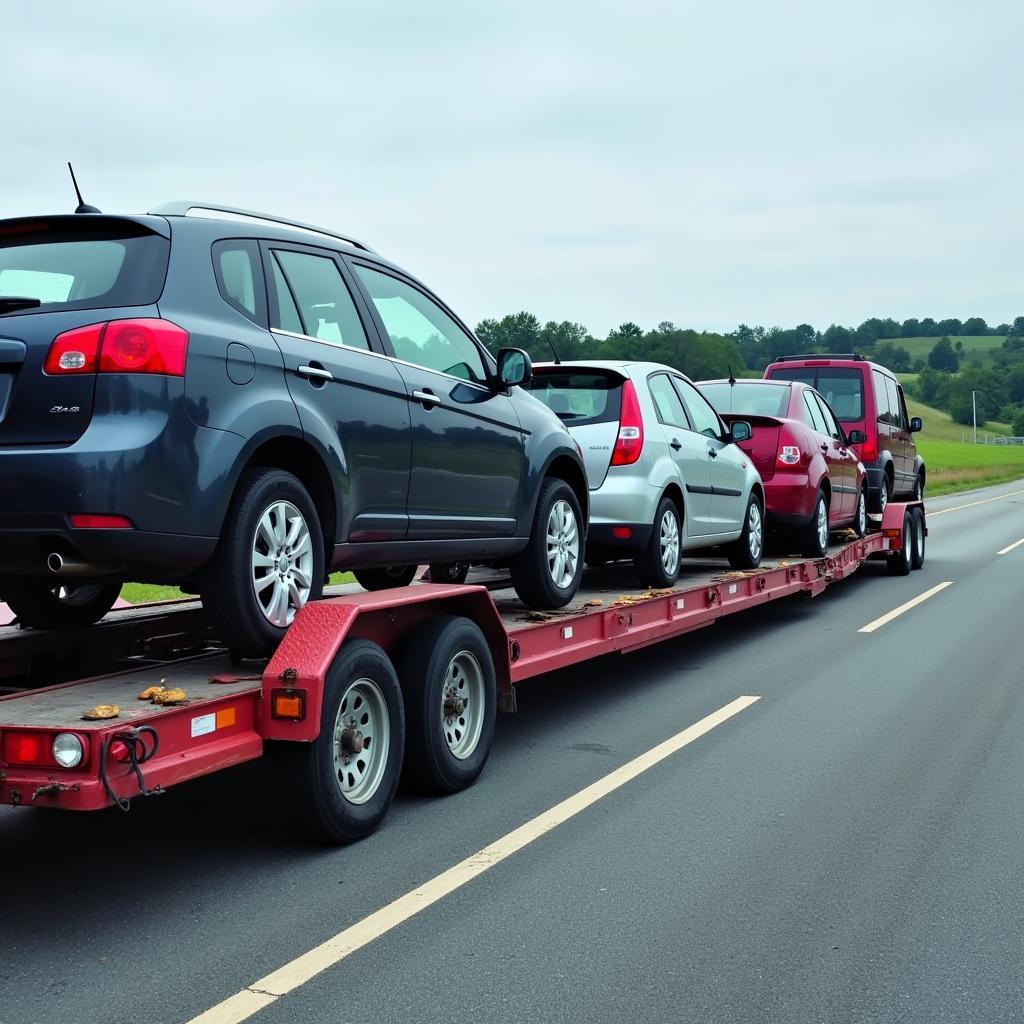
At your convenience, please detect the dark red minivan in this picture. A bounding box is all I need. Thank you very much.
[699,378,867,557]
[763,355,924,515]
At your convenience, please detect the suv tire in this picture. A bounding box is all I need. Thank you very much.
[354,566,417,591]
[202,468,324,659]
[0,579,121,630]
[871,471,892,515]
[510,478,584,609]
[634,496,682,588]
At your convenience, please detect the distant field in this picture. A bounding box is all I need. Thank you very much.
[881,335,1005,368]
[917,439,1024,495]
[905,396,1010,442]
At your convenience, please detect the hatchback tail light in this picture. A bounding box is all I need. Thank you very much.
[777,445,801,467]
[45,319,189,377]
[854,429,877,464]
[610,380,644,466]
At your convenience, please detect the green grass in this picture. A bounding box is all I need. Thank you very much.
[905,397,1009,442]
[120,571,356,606]
[881,335,1005,368]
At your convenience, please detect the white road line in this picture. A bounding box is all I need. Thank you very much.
[928,486,1024,518]
[858,581,954,634]
[997,537,1024,555]
[186,695,761,1024]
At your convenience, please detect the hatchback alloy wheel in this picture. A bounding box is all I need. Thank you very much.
[815,497,828,552]
[747,500,764,563]
[251,500,314,628]
[546,499,580,590]
[659,507,680,576]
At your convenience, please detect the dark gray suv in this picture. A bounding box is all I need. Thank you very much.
[0,203,588,654]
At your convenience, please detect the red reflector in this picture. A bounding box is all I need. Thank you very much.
[2,731,51,767]
[99,319,189,376]
[611,380,644,466]
[612,526,632,539]
[108,741,130,763]
[70,514,134,529]
[44,323,105,375]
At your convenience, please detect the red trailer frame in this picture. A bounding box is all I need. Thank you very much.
[0,503,924,831]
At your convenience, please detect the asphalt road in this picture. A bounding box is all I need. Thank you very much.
[2,480,1023,1024]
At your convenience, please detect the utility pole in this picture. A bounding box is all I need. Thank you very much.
[972,390,977,445]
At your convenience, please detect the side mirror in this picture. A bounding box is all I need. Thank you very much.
[729,420,752,444]
[910,417,923,432]
[847,429,867,444]
[496,347,532,388]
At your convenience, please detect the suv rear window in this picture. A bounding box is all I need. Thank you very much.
[525,370,622,425]
[0,221,169,314]
[767,366,864,421]
[701,381,789,417]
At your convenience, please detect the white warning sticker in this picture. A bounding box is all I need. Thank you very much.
[191,713,216,738]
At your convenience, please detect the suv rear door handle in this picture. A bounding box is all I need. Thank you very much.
[412,389,441,408]
[670,438,682,451]
[297,364,334,382]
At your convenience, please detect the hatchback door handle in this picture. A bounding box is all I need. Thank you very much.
[297,364,334,382]
[708,448,718,459]
[412,389,441,407]
[670,438,682,451]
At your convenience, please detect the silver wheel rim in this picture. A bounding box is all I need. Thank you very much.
[251,500,314,628]
[748,501,763,561]
[915,476,923,501]
[879,482,888,514]
[441,651,485,760]
[546,499,579,590]
[332,677,390,805]
[816,497,828,551]
[659,508,680,575]
[857,491,866,534]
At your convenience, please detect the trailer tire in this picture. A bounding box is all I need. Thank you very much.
[283,639,405,844]
[727,493,765,569]
[398,616,497,794]
[0,579,121,630]
[354,565,417,591]
[887,511,913,576]
[910,506,926,570]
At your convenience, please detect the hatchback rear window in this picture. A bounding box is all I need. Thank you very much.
[525,370,622,425]
[767,366,864,421]
[0,221,169,315]
[701,381,790,417]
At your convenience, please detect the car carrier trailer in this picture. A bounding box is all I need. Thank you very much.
[0,502,926,843]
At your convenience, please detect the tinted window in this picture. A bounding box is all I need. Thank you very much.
[771,366,864,421]
[701,381,789,416]
[803,392,828,434]
[213,240,263,324]
[885,375,906,429]
[0,223,168,314]
[813,393,843,440]
[269,256,303,334]
[674,377,723,438]
[271,250,369,350]
[525,370,621,424]
[873,369,894,425]
[353,265,486,384]
[648,373,690,429]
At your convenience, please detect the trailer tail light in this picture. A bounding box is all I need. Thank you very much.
[271,689,306,720]
[70,514,134,529]
[611,380,644,466]
[777,445,801,466]
[44,319,189,377]
[2,732,49,766]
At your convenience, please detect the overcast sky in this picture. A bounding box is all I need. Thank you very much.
[2,1,1021,336]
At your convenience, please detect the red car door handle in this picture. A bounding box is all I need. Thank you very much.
[820,443,829,453]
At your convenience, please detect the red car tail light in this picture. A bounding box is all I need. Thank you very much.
[611,380,644,466]
[44,319,189,378]
[44,323,104,375]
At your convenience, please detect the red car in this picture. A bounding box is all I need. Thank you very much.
[699,379,868,556]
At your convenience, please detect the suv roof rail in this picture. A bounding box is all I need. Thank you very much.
[148,202,376,253]
[772,353,867,362]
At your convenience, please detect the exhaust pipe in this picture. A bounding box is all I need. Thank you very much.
[47,552,99,577]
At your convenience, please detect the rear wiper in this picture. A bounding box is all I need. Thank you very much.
[0,296,42,314]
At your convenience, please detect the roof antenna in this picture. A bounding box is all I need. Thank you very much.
[728,365,737,386]
[546,338,561,365]
[68,162,101,214]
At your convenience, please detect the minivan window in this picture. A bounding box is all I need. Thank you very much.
[873,369,894,425]
[353,265,487,384]
[270,250,369,351]
[701,381,789,417]
[885,375,906,429]
[525,370,621,424]
[770,366,863,421]
[0,224,168,314]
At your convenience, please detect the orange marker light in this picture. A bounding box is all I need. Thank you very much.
[271,690,306,721]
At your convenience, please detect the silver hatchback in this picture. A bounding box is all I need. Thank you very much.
[526,361,765,587]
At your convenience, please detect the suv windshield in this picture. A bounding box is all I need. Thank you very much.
[525,369,622,424]
[701,381,790,416]
[0,221,169,315]
[767,366,864,421]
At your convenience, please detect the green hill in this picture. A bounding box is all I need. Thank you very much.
[882,335,1005,368]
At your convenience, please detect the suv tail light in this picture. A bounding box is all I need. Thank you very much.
[45,319,189,377]
[610,379,644,466]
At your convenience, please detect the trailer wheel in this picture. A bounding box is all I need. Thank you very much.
[354,565,417,591]
[910,506,926,570]
[284,639,405,844]
[398,616,496,794]
[887,511,913,576]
